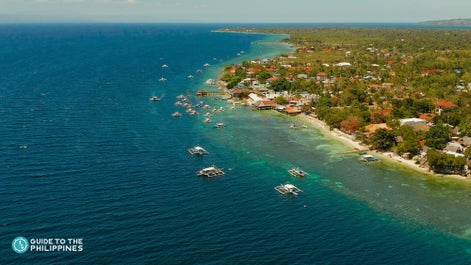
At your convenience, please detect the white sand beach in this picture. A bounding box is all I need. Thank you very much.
[299,113,469,180]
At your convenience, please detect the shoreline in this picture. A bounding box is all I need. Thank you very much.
[217,28,470,183]
[298,113,470,181]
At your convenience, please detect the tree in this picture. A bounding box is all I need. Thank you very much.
[269,77,291,92]
[464,146,471,159]
[395,125,424,156]
[370,128,396,151]
[427,149,466,175]
[425,122,451,150]
[274,96,288,105]
[340,115,361,133]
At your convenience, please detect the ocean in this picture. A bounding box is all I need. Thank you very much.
[2,23,471,264]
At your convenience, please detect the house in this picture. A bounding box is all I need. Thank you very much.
[461,137,471,147]
[297,74,308,79]
[284,107,302,116]
[248,93,264,105]
[444,142,463,153]
[231,89,250,99]
[196,89,207,96]
[399,118,426,126]
[436,101,457,114]
[254,100,277,110]
[316,72,328,81]
[419,113,436,123]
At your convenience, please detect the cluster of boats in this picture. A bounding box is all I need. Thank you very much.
[189,145,302,193]
[188,145,225,178]
[273,166,308,197]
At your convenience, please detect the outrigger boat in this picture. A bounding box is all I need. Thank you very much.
[288,167,307,178]
[149,96,160,101]
[274,183,303,196]
[188,145,209,155]
[197,165,224,177]
[290,124,308,129]
[361,154,380,162]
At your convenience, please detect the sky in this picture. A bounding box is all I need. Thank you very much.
[1,0,470,23]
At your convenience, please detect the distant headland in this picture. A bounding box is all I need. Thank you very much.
[420,18,471,26]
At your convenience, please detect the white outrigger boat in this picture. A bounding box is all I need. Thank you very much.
[361,154,380,162]
[149,96,160,101]
[290,124,308,129]
[288,167,308,178]
[214,123,225,128]
[197,165,224,177]
[274,183,303,196]
[188,145,209,155]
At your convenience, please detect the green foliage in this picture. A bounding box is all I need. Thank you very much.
[464,147,471,159]
[269,78,291,92]
[395,125,423,156]
[426,149,466,174]
[226,76,243,89]
[274,96,288,105]
[391,98,434,119]
[258,71,272,82]
[370,128,396,151]
[425,123,451,149]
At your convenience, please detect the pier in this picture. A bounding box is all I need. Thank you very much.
[196,89,227,97]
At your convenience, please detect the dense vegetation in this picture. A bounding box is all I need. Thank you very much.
[220,27,471,175]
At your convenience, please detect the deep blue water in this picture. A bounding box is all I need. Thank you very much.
[2,23,471,264]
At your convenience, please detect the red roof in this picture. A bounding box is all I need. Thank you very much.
[247,68,262,73]
[419,113,436,122]
[436,101,457,108]
[284,107,302,114]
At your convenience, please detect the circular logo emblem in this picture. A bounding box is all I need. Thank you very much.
[12,236,29,254]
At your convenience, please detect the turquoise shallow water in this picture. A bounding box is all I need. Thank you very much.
[2,23,471,264]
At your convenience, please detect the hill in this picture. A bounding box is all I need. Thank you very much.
[421,18,471,26]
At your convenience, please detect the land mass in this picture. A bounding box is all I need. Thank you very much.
[216,26,471,179]
[420,18,471,26]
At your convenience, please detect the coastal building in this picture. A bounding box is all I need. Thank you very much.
[284,107,302,116]
[254,100,277,110]
[248,93,264,105]
[399,118,427,126]
[436,101,457,115]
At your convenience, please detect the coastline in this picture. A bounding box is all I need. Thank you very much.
[217,28,469,182]
[298,113,470,181]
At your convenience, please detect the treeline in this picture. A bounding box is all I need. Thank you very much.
[222,27,471,175]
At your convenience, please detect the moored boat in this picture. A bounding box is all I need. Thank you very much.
[288,167,307,178]
[361,154,380,162]
[149,96,160,101]
[275,183,303,196]
[290,124,308,129]
[197,165,224,177]
[214,123,225,128]
[188,145,209,155]
[172,111,182,117]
